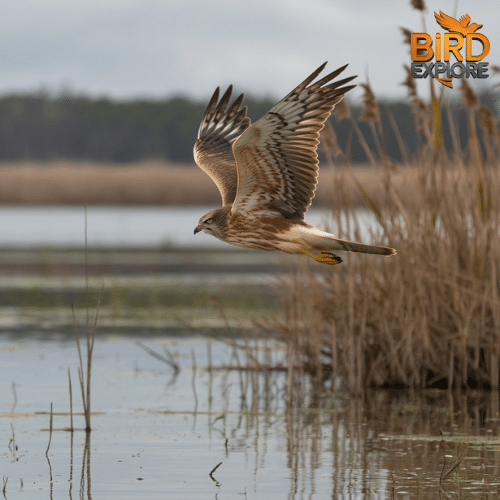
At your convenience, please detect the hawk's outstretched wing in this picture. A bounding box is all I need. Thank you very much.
[231,63,356,220]
[194,86,251,206]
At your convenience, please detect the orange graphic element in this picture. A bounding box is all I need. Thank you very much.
[466,33,490,61]
[435,77,453,88]
[411,33,433,61]
[434,11,482,36]
[409,11,490,89]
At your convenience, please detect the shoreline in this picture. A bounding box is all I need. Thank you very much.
[0,246,285,276]
[0,159,410,206]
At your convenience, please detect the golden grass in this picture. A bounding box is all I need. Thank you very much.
[266,78,500,392]
[0,160,217,205]
[0,159,415,207]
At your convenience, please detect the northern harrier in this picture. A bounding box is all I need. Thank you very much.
[194,63,396,265]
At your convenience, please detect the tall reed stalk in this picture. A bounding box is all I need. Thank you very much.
[271,65,500,392]
[72,207,100,431]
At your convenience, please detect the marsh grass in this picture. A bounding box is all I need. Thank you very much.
[71,208,101,432]
[0,158,400,208]
[0,160,217,205]
[72,299,100,431]
[268,71,500,391]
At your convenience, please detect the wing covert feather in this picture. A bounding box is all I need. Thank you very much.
[232,63,356,219]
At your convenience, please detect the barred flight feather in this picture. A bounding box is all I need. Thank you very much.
[193,63,397,265]
[194,86,250,205]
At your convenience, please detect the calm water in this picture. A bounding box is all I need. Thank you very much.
[0,205,380,248]
[1,335,500,499]
[2,206,500,499]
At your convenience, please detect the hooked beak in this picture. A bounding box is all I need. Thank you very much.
[194,224,202,235]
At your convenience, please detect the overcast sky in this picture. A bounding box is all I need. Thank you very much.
[1,0,498,103]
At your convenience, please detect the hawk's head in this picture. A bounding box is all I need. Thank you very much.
[194,207,227,238]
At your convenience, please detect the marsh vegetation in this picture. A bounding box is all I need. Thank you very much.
[2,5,500,497]
[267,58,500,392]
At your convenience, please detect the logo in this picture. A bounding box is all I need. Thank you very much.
[410,11,490,88]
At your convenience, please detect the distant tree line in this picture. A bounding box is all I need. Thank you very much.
[0,89,497,164]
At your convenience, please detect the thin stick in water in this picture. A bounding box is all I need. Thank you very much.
[45,403,53,457]
[191,348,198,415]
[68,368,74,432]
[209,462,223,486]
[10,382,17,414]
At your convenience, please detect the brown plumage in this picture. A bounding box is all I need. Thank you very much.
[193,63,396,265]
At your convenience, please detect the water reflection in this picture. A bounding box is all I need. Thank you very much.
[42,420,92,499]
[2,337,500,499]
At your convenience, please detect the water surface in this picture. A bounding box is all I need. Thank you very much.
[0,205,381,248]
[1,335,500,499]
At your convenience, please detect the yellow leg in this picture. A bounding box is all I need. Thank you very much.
[303,250,343,265]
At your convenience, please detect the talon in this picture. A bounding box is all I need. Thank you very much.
[304,251,343,265]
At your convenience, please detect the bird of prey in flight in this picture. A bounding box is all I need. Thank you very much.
[193,63,396,265]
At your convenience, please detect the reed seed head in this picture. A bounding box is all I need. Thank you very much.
[410,0,426,12]
[320,121,343,158]
[401,64,417,99]
[359,82,380,123]
[477,105,499,139]
[400,27,412,46]
[460,78,480,110]
[334,97,351,120]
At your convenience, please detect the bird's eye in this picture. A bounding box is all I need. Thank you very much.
[205,218,213,224]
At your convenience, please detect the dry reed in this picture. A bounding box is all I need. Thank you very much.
[68,368,74,432]
[71,210,101,432]
[0,159,393,207]
[410,0,426,12]
[0,160,221,205]
[399,27,412,47]
[269,73,500,392]
[45,403,54,457]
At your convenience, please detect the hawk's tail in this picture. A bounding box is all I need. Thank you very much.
[328,238,397,256]
[304,229,396,257]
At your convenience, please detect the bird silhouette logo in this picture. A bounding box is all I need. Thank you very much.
[432,11,486,88]
[409,10,489,89]
[434,11,483,37]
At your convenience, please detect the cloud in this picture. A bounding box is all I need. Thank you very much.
[0,0,497,100]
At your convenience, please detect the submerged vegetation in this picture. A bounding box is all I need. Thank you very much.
[268,55,500,392]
